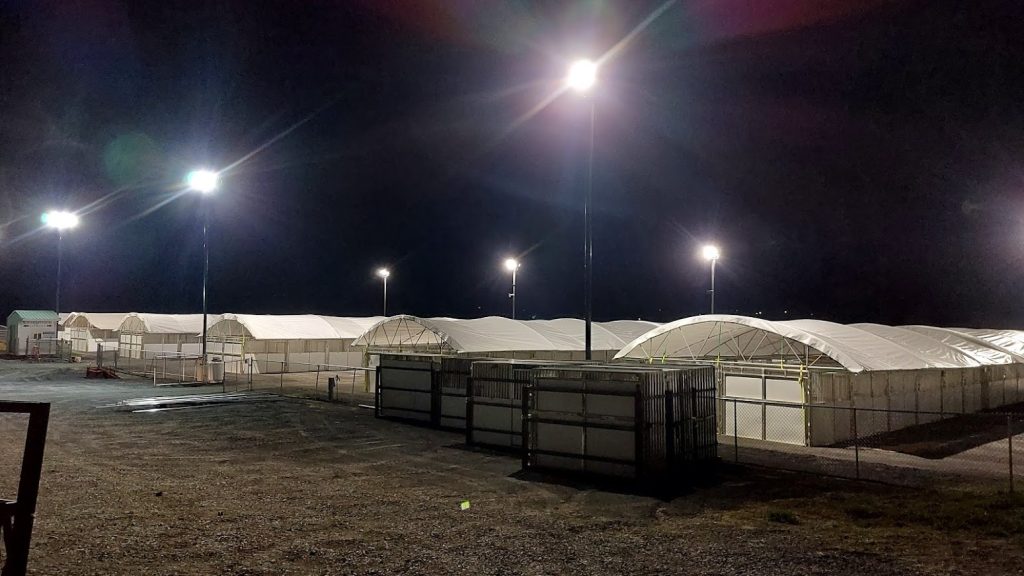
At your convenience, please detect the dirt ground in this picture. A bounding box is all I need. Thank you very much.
[1,361,1022,575]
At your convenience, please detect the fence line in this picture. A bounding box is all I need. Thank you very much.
[721,397,1022,490]
[107,345,374,403]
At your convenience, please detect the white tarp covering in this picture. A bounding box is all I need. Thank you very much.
[353,315,662,354]
[210,314,386,340]
[64,312,128,331]
[122,313,218,335]
[947,328,1024,359]
[319,316,387,339]
[615,314,1024,373]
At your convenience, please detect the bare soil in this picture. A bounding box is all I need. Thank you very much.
[1,360,1022,575]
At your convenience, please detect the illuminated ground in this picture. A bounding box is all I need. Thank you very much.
[0,360,1021,575]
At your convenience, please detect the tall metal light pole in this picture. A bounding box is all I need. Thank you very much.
[567,58,598,359]
[377,268,390,316]
[41,211,80,317]
[702,245,720,314]
[186,169,218,374]
[504,258,520,319]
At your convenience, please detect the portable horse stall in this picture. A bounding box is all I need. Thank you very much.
[522,364,717,482]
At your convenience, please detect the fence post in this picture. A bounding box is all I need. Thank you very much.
[280,363,285,393]
[732,400,738,463]
[1009,414,1015,493]
[315,365,321,399]
[665,390,676,475]
[852,407,860,480]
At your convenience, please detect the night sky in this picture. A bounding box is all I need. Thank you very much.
[1,1,1023,327]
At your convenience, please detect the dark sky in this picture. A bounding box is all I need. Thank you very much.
[1,0,1023,327]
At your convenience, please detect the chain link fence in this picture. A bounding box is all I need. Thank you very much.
[722,397,1022,490]
[221,359,374,404]
[15,338,72,362]
[107,347,374,404]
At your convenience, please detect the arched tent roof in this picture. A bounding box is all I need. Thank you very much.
[208,314,386,340]
[946,328,1024,358]
[320,316,387,339]
[600,320,663,344]
[884,325,1024,366]
[119,313,218,335]
[614,315,1023,373]
[64,312,128,331]
[352,315,661,354]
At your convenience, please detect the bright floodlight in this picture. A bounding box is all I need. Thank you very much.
[377,268,390,279]
[504,258,520,272]
[186,169,219,193]
[702,245,720,261]
[566,59,597,92]
[41,211,80,230]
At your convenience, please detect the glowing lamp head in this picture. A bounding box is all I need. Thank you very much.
[504,258,520,272]
[377,268,390,279]
[566,59,597,93]
[702,245,720,261]
[41,211,80,230]
[186,169,219,193]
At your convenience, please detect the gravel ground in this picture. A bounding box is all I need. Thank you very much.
[0,361,1020,575]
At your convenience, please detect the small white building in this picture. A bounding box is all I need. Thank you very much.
[6,310,60,355]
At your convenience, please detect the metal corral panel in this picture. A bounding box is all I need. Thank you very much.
[376,354,435,423]
[523,364,717,484]
[438,356,472,429]
[374,353,476,430]
[466,360,564,450]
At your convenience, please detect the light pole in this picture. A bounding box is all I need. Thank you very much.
[702,245,720,314]
[41,211,80,317]
[504,258,520,319]
[186,169,218,374]
[566,58,598,360]
[377,268,390,316]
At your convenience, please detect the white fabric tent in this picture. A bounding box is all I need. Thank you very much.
[614,315,1024,447]
[63,312,128,353]
[117,313,220,359]
[353,315,660,361]
[614,314,1020,372]
[206,314,386,373]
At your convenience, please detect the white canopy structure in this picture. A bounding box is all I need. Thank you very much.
[353,315,660,361]
[615,314,1024,372]
[614,315,1024,447]
[206,314,385,373]
[117,313,220,359]
[63,312,128,353]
